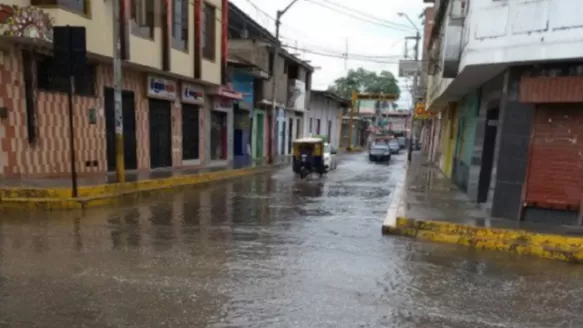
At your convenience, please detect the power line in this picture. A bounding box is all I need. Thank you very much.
[280,36,403,59]
[304,0,415,33]
[282,43,412,62]
[241,0,313,39]
[282,44,404,64]
[316,0,416,31]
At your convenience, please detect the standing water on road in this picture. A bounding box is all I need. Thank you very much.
[1,154,583,327]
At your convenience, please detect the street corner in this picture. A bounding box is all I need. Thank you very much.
[386,217,583,263]
[381,181,407,235]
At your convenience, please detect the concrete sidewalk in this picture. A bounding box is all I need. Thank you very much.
[0,157,292,211]
[383,153,583,263]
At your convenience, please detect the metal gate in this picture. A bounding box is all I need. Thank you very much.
[525,104,583,210]
[181,104,199,160]
[149,99,172,168]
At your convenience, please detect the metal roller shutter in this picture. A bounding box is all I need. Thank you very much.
[525,104,583,210]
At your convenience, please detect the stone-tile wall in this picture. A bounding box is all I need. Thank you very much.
[0,45,210,179]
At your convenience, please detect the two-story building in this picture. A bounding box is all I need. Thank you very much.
[305,90,347,149]
[0,0,242,180]
[425,0,583,225]
[227,2,313,160]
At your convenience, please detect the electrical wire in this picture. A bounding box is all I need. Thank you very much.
[316,0,416,31]
[304,0,415,33]
[280,36,404,59]
[282,44,401,64]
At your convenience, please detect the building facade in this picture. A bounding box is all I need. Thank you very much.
[0,0,243,179]
[227,3,313,160]
[305,91,346,149]
[425,0,583,225]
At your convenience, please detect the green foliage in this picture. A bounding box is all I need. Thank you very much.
[327,68,400,100]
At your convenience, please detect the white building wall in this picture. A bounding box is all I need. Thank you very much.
[461,0,583,69]
[306,94,342,148]
[428,0,583,109]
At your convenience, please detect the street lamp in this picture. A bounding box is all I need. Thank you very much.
[269,0,302,164]
[397,12,420,32]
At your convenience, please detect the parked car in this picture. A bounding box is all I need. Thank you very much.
[397,137,406,149]
[324,143,338,171]
[388,139,401,154]
[369,143,391,162]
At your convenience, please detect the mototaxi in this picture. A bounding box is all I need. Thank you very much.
[292,138,326,179]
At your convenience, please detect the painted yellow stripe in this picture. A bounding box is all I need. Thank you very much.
[0,165,281,211]
[385,217,583,263]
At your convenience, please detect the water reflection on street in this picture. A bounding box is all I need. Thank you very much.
[1,154,583,327]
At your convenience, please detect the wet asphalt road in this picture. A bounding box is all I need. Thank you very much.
[1,153,583,327]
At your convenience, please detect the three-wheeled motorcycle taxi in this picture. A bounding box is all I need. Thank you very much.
[292,138,326,179]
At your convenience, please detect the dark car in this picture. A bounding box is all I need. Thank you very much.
[369,143,391,162]
[388,139,400,154]
[397,137,406,149]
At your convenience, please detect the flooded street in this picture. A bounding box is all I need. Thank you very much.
[1,154,583,327]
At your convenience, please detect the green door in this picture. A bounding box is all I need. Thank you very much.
[256,113,264,158]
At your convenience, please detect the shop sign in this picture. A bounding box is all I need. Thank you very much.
[232,72,254,105]
[214,98,233,112]
[414,102,437,119]
[147,76,177,100]
[182,83,204,105]
[210,83,244,100]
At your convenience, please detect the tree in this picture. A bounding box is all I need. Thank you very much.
[327,68,400,100]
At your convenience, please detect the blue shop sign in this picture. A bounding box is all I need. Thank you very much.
[232,72,254,105]
[147,76,177,100]
[181,83,205,105]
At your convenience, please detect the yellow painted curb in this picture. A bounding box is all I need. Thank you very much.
[0,164,283,211]
[383,217,583,263]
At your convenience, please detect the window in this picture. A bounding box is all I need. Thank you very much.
[202,3,216,60]
[36,55,96,96]
[172,0,189,50]
[309,117,313,133]
[328,120,332,138]
[130,0,154,39]
[32,0,88,15]
[316,119,321,134]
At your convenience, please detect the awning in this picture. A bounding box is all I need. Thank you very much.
[209,84,244,100]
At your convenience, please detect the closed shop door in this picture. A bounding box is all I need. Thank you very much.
[149,99,172,168]
[210,111,227,160]
[525,105,583,210]
[182,104,199,160]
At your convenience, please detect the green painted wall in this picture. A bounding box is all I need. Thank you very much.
[455,90,480,166]
[251,109,265,159]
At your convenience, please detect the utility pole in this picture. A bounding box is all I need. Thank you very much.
[407,31,420,162]
[112,0,125,181]
[346,91,357,151]
[269,0,300,164]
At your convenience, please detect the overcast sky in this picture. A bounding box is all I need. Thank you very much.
[230,0,427,109]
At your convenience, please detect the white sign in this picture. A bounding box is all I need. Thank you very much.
[182,83,205,105]
[147,76,177,100]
